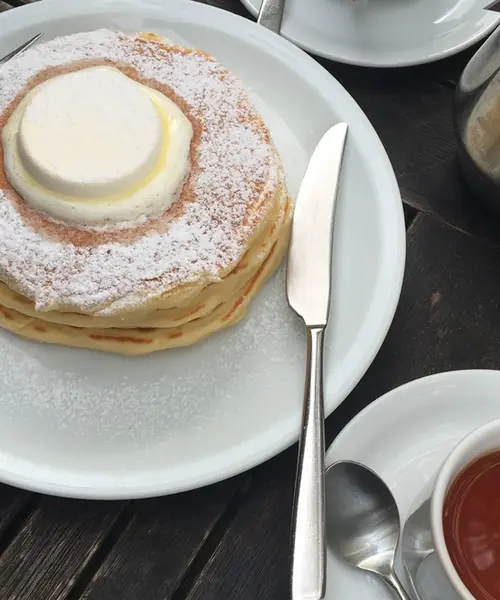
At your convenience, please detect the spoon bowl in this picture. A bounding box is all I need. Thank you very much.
[325,460,412,600]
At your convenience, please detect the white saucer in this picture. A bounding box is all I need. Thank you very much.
[0,0,404,499]
[242,0,500,67]
[324,369,500,600]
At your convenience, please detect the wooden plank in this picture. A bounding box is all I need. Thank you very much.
[326,211,500,433]
[186,452,295,600]
[184,212,500,599]
[403,204,417,228]
[76,479,248,600]
[0,481,244,600]
[0,497,129,600]
[424,46,478,87]
[0,486,34,549]
[318,66,500,245]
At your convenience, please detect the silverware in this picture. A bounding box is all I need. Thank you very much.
[257,0,285,33]
[0,33,43,66]
[401,498,434,600]
[286,121,348,600]
[325,460,412,600]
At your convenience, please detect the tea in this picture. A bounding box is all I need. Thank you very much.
[443,449,500,600]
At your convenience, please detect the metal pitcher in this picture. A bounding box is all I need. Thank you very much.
[455,21,500,214]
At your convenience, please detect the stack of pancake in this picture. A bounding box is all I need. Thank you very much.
[0,29,292,355]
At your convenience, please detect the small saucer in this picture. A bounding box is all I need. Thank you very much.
[242,0,500,67]
[324,369,500,600]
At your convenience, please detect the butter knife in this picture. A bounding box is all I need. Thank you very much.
[287,122,348,600]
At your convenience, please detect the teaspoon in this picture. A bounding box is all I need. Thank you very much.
[325,460,412,600]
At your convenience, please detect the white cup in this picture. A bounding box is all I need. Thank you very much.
[430,418,500,600]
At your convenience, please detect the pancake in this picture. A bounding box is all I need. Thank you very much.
[0,198,291,355]
[0,29,293,353]
[0,187,290,329]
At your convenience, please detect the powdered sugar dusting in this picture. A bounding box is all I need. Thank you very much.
[0,261,305,472]
[0,29,280,313]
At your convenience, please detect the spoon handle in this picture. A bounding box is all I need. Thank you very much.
[256,0,285,33]
[384,571,413,600]
[291,326,326,600]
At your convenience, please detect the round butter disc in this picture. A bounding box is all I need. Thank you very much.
[17,66,163,198]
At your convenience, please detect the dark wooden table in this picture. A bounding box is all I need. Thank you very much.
[2,0,500,598]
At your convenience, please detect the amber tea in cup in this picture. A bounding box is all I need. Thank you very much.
[442,449,500,600]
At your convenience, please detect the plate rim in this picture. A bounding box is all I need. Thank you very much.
[326,368,500,466]
[0,0,406,499]
[240,0,500,68]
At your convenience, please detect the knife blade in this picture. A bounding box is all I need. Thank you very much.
[286,122,348,327]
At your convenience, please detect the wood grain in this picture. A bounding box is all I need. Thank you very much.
[78,479,248,600]
[0,498,129,600]
[326,211,500,428]
[0,482,244,600]
[186,452,294,600]
[424,46,478,87]
[0,486,34,550]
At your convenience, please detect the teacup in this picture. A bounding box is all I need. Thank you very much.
[430,418,500,600]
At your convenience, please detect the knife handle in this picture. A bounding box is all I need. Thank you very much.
[256,0,285,34]
[291,326,326,600]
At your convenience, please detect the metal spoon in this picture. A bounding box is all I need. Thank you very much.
[325,460,412,600]
[257,0,285,34]
[401,498,433,599]
[0,33,43,66]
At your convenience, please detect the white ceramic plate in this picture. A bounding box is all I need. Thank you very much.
[242,0,500,68]
[0,0,405,499]
[324,369,500,600]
